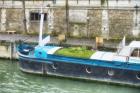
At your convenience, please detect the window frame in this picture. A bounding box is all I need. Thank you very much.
[30,12,47,22]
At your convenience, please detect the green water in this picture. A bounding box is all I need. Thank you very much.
[0,60,139,93]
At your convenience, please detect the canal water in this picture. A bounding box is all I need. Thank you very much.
[0,59,140,93]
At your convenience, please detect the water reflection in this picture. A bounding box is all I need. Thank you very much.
[0,60,139,93]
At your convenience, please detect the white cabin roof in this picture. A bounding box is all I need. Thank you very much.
[128,41,140,48]
[118,41,140,56]
[90,51,115,61]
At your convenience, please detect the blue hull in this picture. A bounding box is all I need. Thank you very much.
[18,54,140,87]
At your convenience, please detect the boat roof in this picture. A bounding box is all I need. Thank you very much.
[35,45,61,54]
[90,51,115,61]
[128,41,140,48]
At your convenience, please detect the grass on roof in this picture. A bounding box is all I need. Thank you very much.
[54,46,95,59]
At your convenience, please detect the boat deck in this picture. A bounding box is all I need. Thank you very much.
[90,51,140,63]
[27,45,140,64]
[90,51,115,61]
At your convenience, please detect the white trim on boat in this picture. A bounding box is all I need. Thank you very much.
[128,41,140,48]
[47,47,62,54]
[90,51,115,61]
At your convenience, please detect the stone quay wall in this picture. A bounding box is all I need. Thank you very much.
[0,0,139,39]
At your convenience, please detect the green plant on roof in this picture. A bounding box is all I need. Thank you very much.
[55,46,95,59]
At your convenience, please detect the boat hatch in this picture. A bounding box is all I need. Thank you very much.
[34,46,61,59]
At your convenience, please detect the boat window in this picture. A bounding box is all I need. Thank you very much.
[108,70,114,76]
[136,73,140,80]
[86,67,92,74]
[131,48,140,58]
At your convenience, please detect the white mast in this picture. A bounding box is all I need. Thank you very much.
[122,36,126,47]
[39,7,44,46]
[117,36,126,54]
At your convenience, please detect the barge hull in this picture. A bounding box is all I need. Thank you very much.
[19,58,140,87]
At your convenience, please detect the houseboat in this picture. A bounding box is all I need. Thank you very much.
[18,40,140,87]
[17,9,140,87]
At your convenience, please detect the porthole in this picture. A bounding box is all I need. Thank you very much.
[108,70,114,76]
[136,73,140,80]
[51,63,58,70]
[86,67,92,74]
[39,52,42,55]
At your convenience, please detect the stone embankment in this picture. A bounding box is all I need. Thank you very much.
[0,34,132,59]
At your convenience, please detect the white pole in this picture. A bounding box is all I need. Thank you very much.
[117,36,126,54]
[122,36,126,47]
[39,7,44,46]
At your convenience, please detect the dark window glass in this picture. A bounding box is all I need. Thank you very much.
[131,49,140,57]
[35,13,39,20]
[44,13,47,20]
[30,12,47,21]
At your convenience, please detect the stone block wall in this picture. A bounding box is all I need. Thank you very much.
[0,7,138,39]
[0,0,139,39]
[69,23,87,37]
[56,9,102,38]
[88,9,102,37]
[6,9,23,32]
[109,10,133,38]
[29,15,48,34]
[53,8,66,35]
